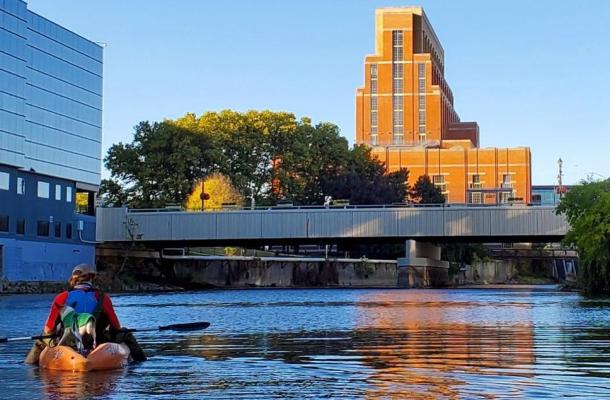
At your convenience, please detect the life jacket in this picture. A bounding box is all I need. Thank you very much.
[65,283,106,322]
[66,288,98,314]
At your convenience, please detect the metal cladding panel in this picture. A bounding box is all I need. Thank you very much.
[489,208,539,236]
[171,213,217,240]
[445,208,491,236]
[543,209,568,235]
[131,213,172,241]
[352,210,398,237]
[217,212,262,239]
[261,211,308,238]
[397,209,444,236]
[96,207,128,241]
[307,210,353,238]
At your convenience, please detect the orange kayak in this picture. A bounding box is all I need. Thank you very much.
[39,343,131,372]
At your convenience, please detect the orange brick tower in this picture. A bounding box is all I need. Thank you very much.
[356,7,531,204]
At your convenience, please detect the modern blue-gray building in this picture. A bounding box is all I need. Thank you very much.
[0,0,101,282]
[531,185,571,206]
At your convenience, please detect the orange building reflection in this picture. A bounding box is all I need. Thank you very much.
[355,290,535,399]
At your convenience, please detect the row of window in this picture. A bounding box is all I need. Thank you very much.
[0,215,73,239]
[37,181,73,202]
[0,171,73,202]
[469,174,514,204]
[370,64,378,144]
[418,63,427,142]
[392,31,404,142]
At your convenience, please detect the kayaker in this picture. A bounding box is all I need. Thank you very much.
[25,264,147,364]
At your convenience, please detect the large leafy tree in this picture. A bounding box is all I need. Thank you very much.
[410,175,445,204]
[556,179,610,295]
[173,110,298,205]
[273,119,351,204]
[100,121,216,208]
[101,110,413,208]
[319,145,409,205]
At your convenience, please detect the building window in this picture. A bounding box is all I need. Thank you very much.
[55,185,62,200]
[54,222,62,238]
[16,219,25,235]
[392,30,403,61]
[392,64,403,93]
[66,223,73,239]
[0,215,8,232]
[418,63,426,137]
[432,175,447,193]
[370,64,378,143]
[502,174,512,188]
[470,175,482,204]
[471,175,482,189]
[17,177,25,195]
[38,181,50,198]
[393,95,404,143]
[500,192,511,204]
[66,186,73,203]
[37,221,50,237]
[391,31,404,143]
[0,172,8,191]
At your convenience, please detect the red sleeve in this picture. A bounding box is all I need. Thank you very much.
[44,291,69,332]
[102,295,121,329]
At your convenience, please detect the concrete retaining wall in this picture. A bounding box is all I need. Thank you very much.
[170,258,406,288]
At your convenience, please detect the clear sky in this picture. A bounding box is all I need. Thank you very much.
[27,0,610,185]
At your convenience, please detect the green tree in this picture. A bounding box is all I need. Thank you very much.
[320,145,409,205]
[273,119,351,204]
[102,121,217,208]
[410,175,445,204]
[556,179,610,295]
[172,110,298,205]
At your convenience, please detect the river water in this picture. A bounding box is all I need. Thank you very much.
[1,287,610,399]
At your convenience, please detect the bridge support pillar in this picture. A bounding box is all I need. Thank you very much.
[397,240,449,288]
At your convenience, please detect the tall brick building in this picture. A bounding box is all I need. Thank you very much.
[356,7,531,204]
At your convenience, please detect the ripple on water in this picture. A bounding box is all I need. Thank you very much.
[1,288,610,399]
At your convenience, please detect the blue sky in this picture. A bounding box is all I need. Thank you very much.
[27,0,610,184]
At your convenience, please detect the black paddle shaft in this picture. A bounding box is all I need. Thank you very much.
[0,321,210,343]
[120,321,211,333]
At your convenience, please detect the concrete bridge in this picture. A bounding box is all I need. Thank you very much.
[96,205,568,246]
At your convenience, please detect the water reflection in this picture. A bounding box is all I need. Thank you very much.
[2,289,610,399]
[34,368,125,400]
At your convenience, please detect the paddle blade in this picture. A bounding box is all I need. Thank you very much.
[158,322,210,331]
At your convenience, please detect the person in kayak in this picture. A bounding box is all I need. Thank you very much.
[25,264,147,364]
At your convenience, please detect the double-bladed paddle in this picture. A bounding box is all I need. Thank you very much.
[0,321,211,343]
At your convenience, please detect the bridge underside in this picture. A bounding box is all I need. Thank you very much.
[105,235,566,249]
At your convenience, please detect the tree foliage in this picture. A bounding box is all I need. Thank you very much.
[184,173,244,211]
[556,179,610,295]
[319,146,409,205]
[101,110,412,208]
[173,110,297,204]
[410,175,445,204]
[100,121,216,208]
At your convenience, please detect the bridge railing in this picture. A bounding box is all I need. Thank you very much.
[128,202,540,213]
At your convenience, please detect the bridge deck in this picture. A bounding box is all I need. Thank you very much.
[96,206,568,245]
